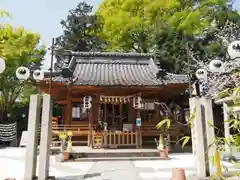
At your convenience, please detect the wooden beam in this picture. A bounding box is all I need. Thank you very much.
[38,81,188,95]
[61,105,66,124]
[154,103,160,122]
[55,97,83,104]
[71,97,83,102]
[112,104,115,127]
[104,104,107,122]
[56,100,67,104]
[120,104,123,125]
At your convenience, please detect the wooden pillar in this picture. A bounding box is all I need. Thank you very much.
[104,104,107,122]
[66,90,72,125]
[87,108,93,147]
[128,102,132,123]
[120,104,123,127]
[136,110,142,148]
[154,104,160,122]
[128,100,135,123]
[61,105,66,125]
[112,104,115,126]
[88,97,96,147]
[96,100,100,122]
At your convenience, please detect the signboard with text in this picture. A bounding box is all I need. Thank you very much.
[136,118,141,127]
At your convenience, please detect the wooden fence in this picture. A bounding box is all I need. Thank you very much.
[92,131,137,148]
[51,124,91,145]
[49,123,190,148]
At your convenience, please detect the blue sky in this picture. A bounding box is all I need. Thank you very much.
[1,0,101,69]
[1,0,240,69]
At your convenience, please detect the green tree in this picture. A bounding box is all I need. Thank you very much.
[0,25,45,121]
[0,9,11,18]
[54,1,105,70]
[96,0,239,73]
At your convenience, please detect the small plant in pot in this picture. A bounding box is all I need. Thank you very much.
[58,131,73,161]
[155,134,169,159]
[155,118,170,159]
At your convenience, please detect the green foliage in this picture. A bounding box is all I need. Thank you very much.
[156,118,171,129]
[0,25,45,118]
[0,9,11,18]
[232,87,240,104]
[96,0,240,73]
[155,118,170,149]
[177,136,191,151]
[55,1,105,70]
[155,134,167,150]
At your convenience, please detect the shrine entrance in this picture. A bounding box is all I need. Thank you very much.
[100,103,130,131]
[90,96,140,148]
[99,96,135,132]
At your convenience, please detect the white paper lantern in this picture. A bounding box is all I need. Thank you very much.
[16,66,30,80]
[196,69,207,80]
[209,59,224,73]
[33,69,44,81]
[133,96,142,109]
[83,96,92,109]
[0,57,6,74]
[227,40,240,59]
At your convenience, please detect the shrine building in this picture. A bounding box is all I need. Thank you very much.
[39,52,190,148]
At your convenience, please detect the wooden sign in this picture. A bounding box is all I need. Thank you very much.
[136,118,141,127]
[19,131,28,147]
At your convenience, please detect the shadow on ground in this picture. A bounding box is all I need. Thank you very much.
[56,173,102,180]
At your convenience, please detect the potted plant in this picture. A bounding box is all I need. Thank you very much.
[58,131,73,161]
[155,134,169,159]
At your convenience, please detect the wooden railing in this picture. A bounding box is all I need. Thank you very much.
[50,124,93,146]
[92,131,137,148]
[141,123,190,143]
[48,123,190,147]
[141,124,163,136]
[106,131,137,148]
[51,124,95,135]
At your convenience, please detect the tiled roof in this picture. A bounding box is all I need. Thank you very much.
[52,52,188,87]
[208,72,240,97]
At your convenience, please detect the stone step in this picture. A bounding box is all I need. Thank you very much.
[70,150,159,159]
[69,156,167,162]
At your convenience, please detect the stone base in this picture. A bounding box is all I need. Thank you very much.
[33,176,56,180]
[109,145,118,149]
[55,153,64,162]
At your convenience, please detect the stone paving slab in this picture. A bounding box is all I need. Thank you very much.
[0,148,94,180]
[1,147,240,180]
[73,156,167,162]
[83,161,141,180]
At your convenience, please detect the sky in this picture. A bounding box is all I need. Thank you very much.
[0,0,101,70]
[1,0,240,70]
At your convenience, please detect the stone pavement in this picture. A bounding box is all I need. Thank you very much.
[0,147,93,180]
[0,147,239,180]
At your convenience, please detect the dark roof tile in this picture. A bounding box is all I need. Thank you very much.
[51,52,188,86]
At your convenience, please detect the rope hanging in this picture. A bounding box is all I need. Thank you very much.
[100,96,132,104]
